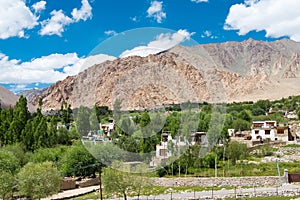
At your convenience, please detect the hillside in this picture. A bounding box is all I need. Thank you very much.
[18,87,47,102]
[0,86,19,109]
[31,39,300,110]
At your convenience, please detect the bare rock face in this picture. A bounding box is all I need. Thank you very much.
[18,87,47,102]
[33,76,76,110]
[0,86,35,112]
[0,86,19,109]
[31,39,300,111]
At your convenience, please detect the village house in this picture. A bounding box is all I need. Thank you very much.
[251,120,296,143]
[150,131,208,167]
[251,120,277,142]
[82,119,115,143]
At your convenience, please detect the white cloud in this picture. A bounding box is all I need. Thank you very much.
[201,30,218,39]
[147,1,166,23]
[71,0,92,22]
[0,0,38,39]
[32,1,46,13]
[130,16,138,22]
[0,53,116,84]
[224,0,300,41]
[39,10,73,36]
[40,0,92,36]
[64,54,116,74]
[120,29,194,58]
[191,0,208,3]
[104,30,118,36]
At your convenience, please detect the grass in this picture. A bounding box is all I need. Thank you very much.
[73,188,300,200]
[72,185,252,200]
[282,144,300,148]
[225,195,300,200]
[186,160,300,178]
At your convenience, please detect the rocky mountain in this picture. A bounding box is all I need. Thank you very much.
[31,38,300,111]
[18,87,48,102]
[0,86,36,112]
[0,86,19,109]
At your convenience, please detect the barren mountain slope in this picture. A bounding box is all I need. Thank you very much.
[0,86,19,109]
[31,39,300,111]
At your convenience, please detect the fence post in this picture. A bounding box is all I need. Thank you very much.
[284,169,289,184]
[234,186,237,199]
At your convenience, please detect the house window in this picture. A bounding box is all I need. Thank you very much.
[255,130,259,134]
[160,149,167,157]
[265,130,270,135]
[277,128,284,134]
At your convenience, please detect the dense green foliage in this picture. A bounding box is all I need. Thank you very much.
[0,97,78,150]
[18,162,61,199]
[0,94,300,198]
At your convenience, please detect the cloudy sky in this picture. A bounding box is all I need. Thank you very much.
[0,0,299,93]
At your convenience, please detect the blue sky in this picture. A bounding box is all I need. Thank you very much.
[0,0,299,93]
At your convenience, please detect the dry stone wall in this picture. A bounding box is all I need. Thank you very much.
[153,176,283,187]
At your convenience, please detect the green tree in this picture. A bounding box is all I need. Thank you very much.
[34,117,49,149]
[102,162,152,200]
[21,120,35,151]
[254,99,271,112]
[203,152,217,168]
[2,144,29,167]
[89,142,124,166]
[89,109,99,132]
[0,150,20,174]
[140,112,150,127]
[232,119,251,131]
[164,112,180,137]
[103,167,132,200]
[56,126,70,145]
[226,141,248,165]
[0,108,13,145]
[60,102,73,127]
[60,143,97,177]
[252,107,266,116]
[206,107,226,177]
[237,110,252,122]
[75,105,90,136]
[18,162,61,200]
[8,96,29,143]
[30,148,57,164]
[48,117,58,147]
[0,171,16,200]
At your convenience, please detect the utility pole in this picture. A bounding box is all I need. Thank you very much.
[98,163,103,200]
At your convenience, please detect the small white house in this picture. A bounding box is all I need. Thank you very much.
[251,121,277,141]
[151,132,208,167]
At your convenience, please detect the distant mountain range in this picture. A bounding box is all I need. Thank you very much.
[24,38,300,111]
[18,88,47,102]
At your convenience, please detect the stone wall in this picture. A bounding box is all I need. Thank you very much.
[153,176,283,187]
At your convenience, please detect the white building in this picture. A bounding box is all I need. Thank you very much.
[251,121,277,141]
[150,132,207,167]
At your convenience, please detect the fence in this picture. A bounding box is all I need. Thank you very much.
[288,173,300,183]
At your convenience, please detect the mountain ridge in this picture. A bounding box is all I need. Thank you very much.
[30,38,300,110]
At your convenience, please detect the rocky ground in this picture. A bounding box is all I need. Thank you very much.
[262,147,300,163]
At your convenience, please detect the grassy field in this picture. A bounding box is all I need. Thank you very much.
[73,189,300,200]
[72,185,261,200]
